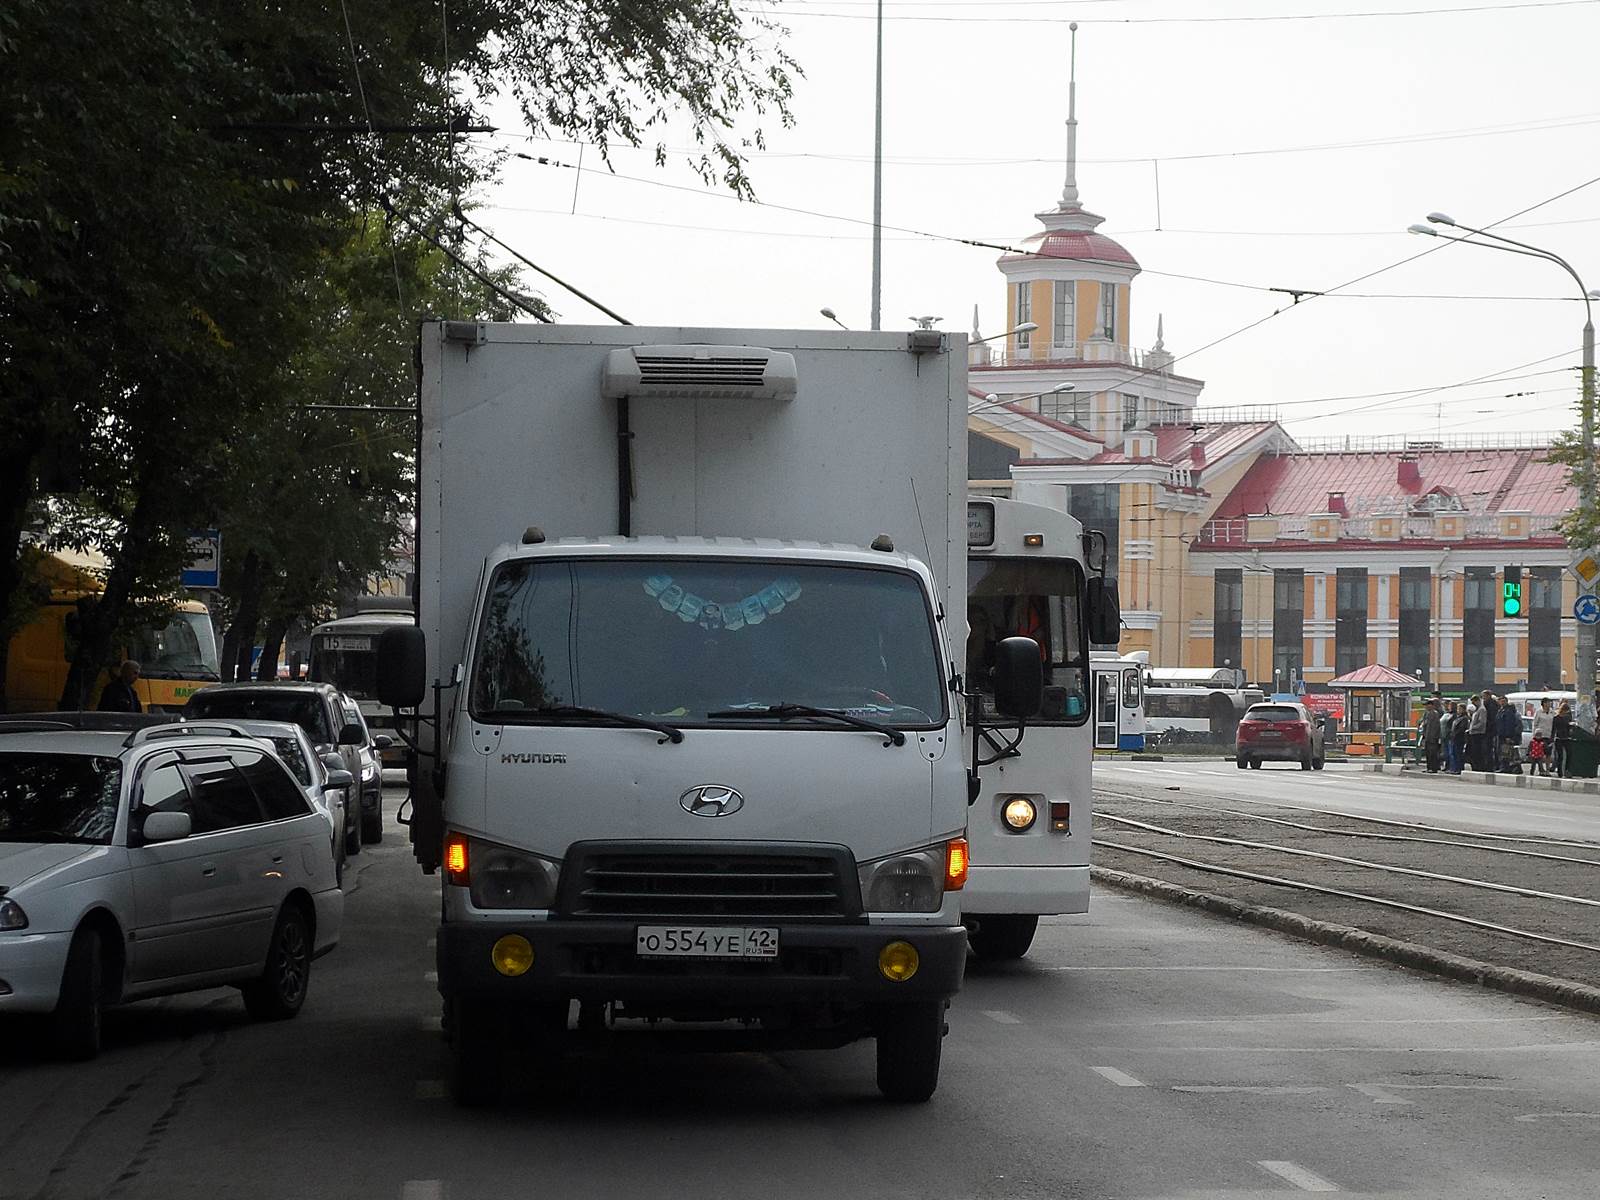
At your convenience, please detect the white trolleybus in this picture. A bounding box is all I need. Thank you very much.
[308,598,414,783]
[963,497,1119,961]
[1090,650,1147,752]
[1141,667,1262,747]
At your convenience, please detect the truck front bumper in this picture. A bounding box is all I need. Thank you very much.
[962,864,1089,916]
[437,919,967,1008]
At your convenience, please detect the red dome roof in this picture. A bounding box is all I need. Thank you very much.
[1002,228,1139,269]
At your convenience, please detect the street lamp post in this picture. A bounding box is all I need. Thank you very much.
[870,0,884,331]
[1408,214,1599,727]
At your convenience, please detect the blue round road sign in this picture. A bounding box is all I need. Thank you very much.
[1575,595,1600,625]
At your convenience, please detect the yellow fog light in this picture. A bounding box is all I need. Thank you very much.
[491,934,535,977]
[1002,797,1037,832]
[878,940,920,982]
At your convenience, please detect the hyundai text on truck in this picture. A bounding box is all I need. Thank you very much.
[376,323,1045,1105]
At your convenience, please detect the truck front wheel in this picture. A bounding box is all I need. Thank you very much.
[875,1001,946,1103]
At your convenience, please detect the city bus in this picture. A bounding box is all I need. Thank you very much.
[1142,666,1263,745]
[1090,650,1147,751]
[963,496,1106,961]
[307,598,413,781]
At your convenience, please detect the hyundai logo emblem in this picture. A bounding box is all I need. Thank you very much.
[680,784,745,818]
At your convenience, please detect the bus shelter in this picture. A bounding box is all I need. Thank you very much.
[1325,664,1422,756]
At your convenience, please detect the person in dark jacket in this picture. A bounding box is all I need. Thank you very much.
[96,660,142,713]
[1496,697,1522,774]
[1553,701,1574,778]
[1481,691,1500,770]
[1420,699,1442,772]
[1450,699,1470,773]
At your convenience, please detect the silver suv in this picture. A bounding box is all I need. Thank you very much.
[0,722,343,1059]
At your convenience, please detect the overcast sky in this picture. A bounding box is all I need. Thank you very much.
[476,0,1600,445]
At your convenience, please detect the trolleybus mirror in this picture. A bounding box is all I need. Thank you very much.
[1086,577,1121,646]
[992,636,1044,720]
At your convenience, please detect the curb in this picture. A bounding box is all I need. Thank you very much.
[1363,762,1600,793]
[1090,865,1600,1018]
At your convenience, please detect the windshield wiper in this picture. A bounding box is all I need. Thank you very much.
[707,703,906,747]
[483,704,684,744]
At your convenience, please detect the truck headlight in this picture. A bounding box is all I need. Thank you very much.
[466,838,561,910]
[0,898,28,931]
[857,846,945,913]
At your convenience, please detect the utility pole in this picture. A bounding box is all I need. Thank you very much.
[870,0,884,331]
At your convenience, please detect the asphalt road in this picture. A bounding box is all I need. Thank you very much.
[6,789,1600,1199]
[1095,758,1600,843]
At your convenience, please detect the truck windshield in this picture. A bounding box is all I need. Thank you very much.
[0,754,123,844]
[129,610,221,681]
[967,558,1088,725]
[471,559,947,728]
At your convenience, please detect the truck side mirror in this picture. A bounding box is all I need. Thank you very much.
[376,626,427,709]
[1086,577,1121,646]
[992,636,1043,720]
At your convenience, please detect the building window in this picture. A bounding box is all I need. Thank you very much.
[1041,389,1089,428]
[1214,569,1243,671]
[1099,283,1117,341]
[1149,400,1182,425]
[1398,567,1431,682]
[1334,567,1368,676]
[1053,281,1074,351]
[1272,569,1303,688]
[1014,283,1032,350]
[1528,566,1562,689]
[1462,566,1496,691]
[1121,393,1141,431]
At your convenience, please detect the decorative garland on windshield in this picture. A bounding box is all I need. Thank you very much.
[643,574,803,631]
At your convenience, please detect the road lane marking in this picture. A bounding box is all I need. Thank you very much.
[427,937,437,948]
[1257,1161,1339,1192]
[414,1080,447,1100]
[1381,1083,1517,1091]
[1175,1085,1327,1095]
[423,970,438,983]
[1347,1083,1415,1105]
[1514,1112,1600,1122]
[1039,965,1379,972]
[401,1183,445,1200]
[1104,1041,1600,1053]
[1088,1066,1145,1087]
[419,1016,443,1032]
[981,1010,1022,1024]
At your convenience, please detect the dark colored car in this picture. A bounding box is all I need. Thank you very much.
[1236,701,1325,771]
[185,681,390,849]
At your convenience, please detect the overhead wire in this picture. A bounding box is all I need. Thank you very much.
[338,0,407,310]
[753,0,1600,22]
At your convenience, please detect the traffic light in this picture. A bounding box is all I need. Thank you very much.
[1502,567,1524,618]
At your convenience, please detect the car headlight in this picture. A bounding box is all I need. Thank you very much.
[465,838,561,910]
[361,762,379,782]
[857,846,945,913]
[0,898,28,931]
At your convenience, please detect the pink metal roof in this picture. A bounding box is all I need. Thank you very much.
[1021,421,1278,467]
[1327,664,1423,689]
[1211,449,1575,519]
[999,229,1139,268]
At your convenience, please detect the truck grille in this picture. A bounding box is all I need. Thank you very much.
[559,842,861,921]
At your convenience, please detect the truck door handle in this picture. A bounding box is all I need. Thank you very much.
[202,864,217,877]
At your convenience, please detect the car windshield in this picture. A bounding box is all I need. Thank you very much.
[470,558,946,727]
[966,558,1088,725]
[1247,706,1304,722]
[187,692,335,745]
[0,754,123,844]
[128,610,221,681]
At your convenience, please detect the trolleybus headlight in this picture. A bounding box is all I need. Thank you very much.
[857,846,944,913]
[1001,796,1037,832]
[465,838,561,910]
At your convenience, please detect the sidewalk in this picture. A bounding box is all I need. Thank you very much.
[1364,761,1600,794]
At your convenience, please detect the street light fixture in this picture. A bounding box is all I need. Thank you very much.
[970,321,1037,347]
[820,307,849,330]
[1408,212,1599,723]
[981,380,1074,405]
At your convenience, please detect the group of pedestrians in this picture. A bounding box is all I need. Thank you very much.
[1419,691,1574,777]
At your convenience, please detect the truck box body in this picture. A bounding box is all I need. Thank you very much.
[406,323,972,1102]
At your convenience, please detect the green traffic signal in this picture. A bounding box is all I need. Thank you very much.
[1502,581,1523,618]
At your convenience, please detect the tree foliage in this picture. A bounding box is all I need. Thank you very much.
[0,0,796,707]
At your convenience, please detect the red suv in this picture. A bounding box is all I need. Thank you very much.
[1236,702,1325,771]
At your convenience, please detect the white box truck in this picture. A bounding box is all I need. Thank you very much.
[376,323,1046,1105]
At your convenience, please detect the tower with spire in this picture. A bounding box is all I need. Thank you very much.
[971,22,1202,446]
